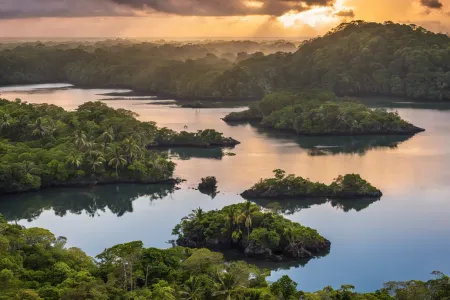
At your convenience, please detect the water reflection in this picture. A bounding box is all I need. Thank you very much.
[255,128,414,156]
[252,197,380,214]
[223,248,330,272]
[0,184,175,222]
[168,147,225,160]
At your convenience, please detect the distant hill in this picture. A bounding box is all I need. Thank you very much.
[1,21,449,101]
[214,21,450,100]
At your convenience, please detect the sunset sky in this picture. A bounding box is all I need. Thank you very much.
[0,0,449,38]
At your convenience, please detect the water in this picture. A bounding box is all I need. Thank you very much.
[1,84,450,292]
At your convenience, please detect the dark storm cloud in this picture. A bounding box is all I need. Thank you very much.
[334,9,355,17]
[112,0,335,16]
[420,0,443,9]
[0,0,336,19]
[0,0,137,19]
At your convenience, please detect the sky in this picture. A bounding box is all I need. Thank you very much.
[0,0,449,38]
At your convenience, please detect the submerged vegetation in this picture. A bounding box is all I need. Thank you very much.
[242,170,382,199]
[1,216,449,299]
[1,21,449,100]
[223,91,424,135]
[173,202,331,262]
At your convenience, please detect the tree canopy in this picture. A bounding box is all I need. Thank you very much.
[223,91,424,135]
[1,216,449,299]
[242,169,382,199]
[1,21,448,100]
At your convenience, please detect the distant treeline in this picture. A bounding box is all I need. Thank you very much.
[1,21,449,100]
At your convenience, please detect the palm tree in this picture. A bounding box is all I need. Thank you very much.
[67,152,83,169]
[100,127,114,152]
[213,271,244,300]
[74,130,87,150]
[122,138,141,163]
[0,113,14,133]
[31,117,48,138]
[179,276,204,300]
[86,151,105,174]
[108,147,127,178]
[189,207,205,223]
[240,201,259,239]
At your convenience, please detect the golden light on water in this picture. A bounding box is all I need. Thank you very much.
[278,0,353,28]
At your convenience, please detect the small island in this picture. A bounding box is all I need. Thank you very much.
[147,128,240,148]
[223,91,425,135]
[241,169,382,199]
[173,202,331,262]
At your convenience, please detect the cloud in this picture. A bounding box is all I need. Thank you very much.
[0,0,137,19]
[0,0,337,19]
[420,0,443,9]
[334,9,355,17]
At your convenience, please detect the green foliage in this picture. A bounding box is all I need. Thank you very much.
[0,215,448,299]
[198,176,218,195]
[217,21,450,100]
[3,22,447,100]
[173,202,328,259]
[224,91,421,135]
[0,99,177,195]
[243,169,382,198]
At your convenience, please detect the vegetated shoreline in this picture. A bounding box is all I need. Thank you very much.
[241,171,383,199]
[0,176,181,198]
[146,139,240,149]
[240,190,383,199]
[174,203,332,263]
[222,118,425,136]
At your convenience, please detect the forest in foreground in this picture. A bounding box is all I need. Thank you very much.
[1,215,450,300]
[0,21,449,100]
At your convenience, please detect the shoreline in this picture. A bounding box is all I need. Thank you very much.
[0,178,180,198]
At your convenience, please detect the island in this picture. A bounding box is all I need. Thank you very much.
[223,91,425,135]
[147,128,240,148]
[0,99,180,195]
[172,202,331,262]
[2,215,447,300]
[241,169,382,199]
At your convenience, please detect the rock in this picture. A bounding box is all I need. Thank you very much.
[244,240,273,258]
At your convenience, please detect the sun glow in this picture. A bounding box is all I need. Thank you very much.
[278,0,353,28]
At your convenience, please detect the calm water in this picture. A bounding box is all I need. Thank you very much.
[1,84,450,292]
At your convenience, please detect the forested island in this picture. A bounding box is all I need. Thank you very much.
[0,99,235,195]
[223,91,424,135]
[1,21,449,100]
[241,170,382,199]
[1,216,449,299]
[149,128,240,148]
[173,202,331,262]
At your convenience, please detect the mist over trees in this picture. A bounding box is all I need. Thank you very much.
[0,21,449,100]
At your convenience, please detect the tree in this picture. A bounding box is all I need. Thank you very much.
[108,147,127,178]
[180,276,204,300]
[270,275,298,300]
[86,151,105,174]
[240,201,259,239]
[213,271,245,300]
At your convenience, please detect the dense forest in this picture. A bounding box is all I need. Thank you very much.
[241,170,382,199]
[0,99,233,195]
[1,21,449,100]
[223,91,423,135]
[1,216,449,299]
